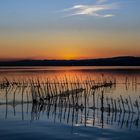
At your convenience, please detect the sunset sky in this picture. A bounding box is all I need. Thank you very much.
[0,0,140,60]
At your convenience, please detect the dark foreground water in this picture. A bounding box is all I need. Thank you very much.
[0,66,140,140]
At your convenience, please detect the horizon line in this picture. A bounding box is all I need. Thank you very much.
[0,55,140,62]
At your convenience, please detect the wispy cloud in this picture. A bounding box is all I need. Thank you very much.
[97,0,108,4]
[63,0,119,18]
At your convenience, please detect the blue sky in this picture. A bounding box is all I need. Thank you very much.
[0,0,140,59]
[0,0,139,31]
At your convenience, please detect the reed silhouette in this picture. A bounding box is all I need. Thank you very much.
[0,76,139,130]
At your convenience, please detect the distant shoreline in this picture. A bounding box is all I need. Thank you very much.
[0,56,140,66]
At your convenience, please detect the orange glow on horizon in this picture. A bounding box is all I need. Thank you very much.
[0,31,140,60]
[0,27,140,61]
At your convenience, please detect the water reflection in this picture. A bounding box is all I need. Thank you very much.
[0,75,140,131]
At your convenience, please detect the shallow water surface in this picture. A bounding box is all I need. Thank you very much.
[0,66,140,140]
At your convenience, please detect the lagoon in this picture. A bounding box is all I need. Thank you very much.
[0,66,140,140]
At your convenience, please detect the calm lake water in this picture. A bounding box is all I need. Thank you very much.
[0,66,140,140]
